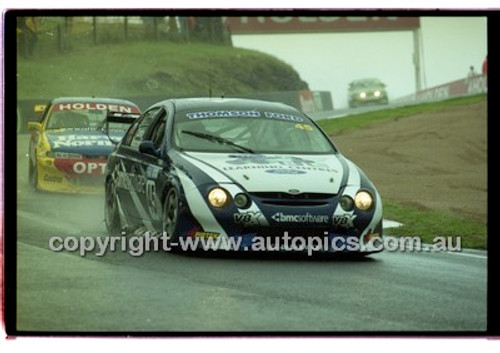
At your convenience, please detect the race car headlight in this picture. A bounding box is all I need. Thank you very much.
[374,90,381,97]
[234,193,251,209]
[359,92,367,99]
[208,187,230,208]
[355,190,373,211]
[340,195,354,211]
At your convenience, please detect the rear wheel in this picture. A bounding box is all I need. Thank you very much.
[163,188,180,250]
[105,179,121,234]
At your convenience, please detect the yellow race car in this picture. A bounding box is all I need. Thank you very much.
[28,97,141,193]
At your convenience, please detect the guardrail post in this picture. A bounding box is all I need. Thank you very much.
[92,17,97,44]
[153,17,159,40]
[57,24,63,52]
[413,28,422,93]
[124,17,128,40]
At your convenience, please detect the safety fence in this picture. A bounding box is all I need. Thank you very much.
[392,74,487,105]
[16,16,231,59]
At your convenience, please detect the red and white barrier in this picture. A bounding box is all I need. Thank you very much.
[393,74,487,105]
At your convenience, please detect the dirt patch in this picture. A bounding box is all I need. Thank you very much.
[331,99,487,223]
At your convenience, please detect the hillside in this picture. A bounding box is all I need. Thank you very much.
[17,41,308,100]
[332,98,487,224]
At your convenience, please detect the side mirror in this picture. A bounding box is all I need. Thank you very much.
[139,140,159,157]
[27,122,42,132]
[34,104,47,113]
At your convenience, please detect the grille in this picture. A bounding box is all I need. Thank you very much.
[250,227,331,238]
[250,192,335,206]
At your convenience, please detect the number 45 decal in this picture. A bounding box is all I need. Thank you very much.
[145,165,162,220]
[294,123,313,131]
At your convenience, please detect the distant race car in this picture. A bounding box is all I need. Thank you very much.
[28,97,141,193]
[348,78,389,108]
[104,98,383,254]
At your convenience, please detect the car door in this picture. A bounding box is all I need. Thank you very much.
[133,109,168,230]
[112,107,163,227]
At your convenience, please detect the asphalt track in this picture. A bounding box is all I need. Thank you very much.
[14,135,487,333]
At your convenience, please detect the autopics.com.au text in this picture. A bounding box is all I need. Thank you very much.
[47,231,462,257]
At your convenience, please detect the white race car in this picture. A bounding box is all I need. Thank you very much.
[105,98,383,254]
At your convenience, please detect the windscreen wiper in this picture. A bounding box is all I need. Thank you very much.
[181,130,255,154]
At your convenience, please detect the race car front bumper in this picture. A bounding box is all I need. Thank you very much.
[176,190,384,254]
[36,156,107,194]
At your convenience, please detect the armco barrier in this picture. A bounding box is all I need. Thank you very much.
[393,74,487,105]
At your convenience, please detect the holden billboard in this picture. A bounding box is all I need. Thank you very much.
[226,16,420,34]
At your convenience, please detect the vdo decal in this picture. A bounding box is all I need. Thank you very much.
[234,211,267,226]
[333,214,357,228]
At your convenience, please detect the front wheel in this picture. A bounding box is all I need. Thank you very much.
[105,179,121,234]
[163,188,180,250]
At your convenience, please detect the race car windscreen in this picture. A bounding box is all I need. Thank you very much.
[173,109,335,154]
[45,103,138,131]
[352,79,384,88]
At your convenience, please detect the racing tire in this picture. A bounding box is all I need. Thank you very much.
[163,188,181,252]
[105,179,122,235]
[28,161,40,191]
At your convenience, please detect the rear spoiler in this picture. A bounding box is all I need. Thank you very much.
[106,111,141,124]
[105,110,141,145]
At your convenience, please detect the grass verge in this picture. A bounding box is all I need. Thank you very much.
[317,94,486,136]
[383,199,486,250]
[317,95,487,250]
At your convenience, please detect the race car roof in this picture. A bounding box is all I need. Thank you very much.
[349,78,385,86]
